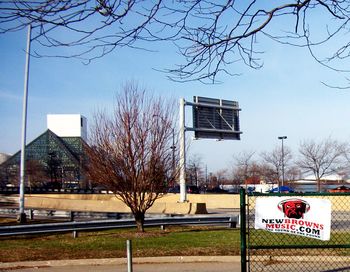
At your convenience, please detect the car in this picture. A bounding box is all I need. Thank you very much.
[269,186,294,193]
[167,185,200,194]
[187,185,200,194]
[205,187,228,194]
[167,186,180,193]
[328,185,350,193]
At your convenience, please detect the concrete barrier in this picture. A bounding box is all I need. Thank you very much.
[23,193,241,209]
[8,193,349,215]
[24,194,209,215]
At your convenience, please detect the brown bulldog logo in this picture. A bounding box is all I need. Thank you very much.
[278,199,310,219]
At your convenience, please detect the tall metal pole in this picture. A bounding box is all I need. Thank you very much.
[179,98,187,202]
[278,136,287,188]
[18,24,32,223]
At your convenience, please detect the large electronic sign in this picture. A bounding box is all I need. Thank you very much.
[192,96,241,140]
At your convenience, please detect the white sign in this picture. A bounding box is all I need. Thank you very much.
[255,197,331,241]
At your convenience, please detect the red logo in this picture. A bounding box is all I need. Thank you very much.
[278,199,310,219]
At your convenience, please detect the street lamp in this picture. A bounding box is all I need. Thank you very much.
[18,24,32,223]
[278,136,287,188]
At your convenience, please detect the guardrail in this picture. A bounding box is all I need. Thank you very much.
[0,215,238,237]
[0,186,112,195]
[0,207,124,220]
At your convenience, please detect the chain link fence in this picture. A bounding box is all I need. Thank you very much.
[242,190,350,272]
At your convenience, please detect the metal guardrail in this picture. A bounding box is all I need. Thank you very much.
[0,186,112,195]
[0,215,238,236]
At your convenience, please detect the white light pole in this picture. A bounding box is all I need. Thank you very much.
[179,98,187,202]
[18,24,32,223]
[278,136,287,188]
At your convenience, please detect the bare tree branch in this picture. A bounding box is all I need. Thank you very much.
[1,1,350,83]
[261,145,293,186]
[297,137,347,192]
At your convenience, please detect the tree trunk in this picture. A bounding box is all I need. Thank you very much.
[316,173,321,193]
[317,178,321,193]
[134,211,145,232]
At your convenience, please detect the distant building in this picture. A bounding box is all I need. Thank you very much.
[0,115,88,189]
[293,174,349,192]
[47,114,87,141]
[0,153,11,165]
[240,176,277,193]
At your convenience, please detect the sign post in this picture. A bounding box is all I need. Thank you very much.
[179,98,187,202]
[178,96,242,202]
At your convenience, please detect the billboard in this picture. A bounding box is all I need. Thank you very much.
[192,96,241,140]
[255,197,332,241]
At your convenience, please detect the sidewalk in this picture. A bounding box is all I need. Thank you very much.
[0,256,242,272]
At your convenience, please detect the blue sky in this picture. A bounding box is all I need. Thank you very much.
[1,23,350,175]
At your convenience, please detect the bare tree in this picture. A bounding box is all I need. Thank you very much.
[285,165,302,184]
[87,83,177,232]
[297,138,347,192]
[186,154,204,187]
[214,169,228,187]
[206,169,228,189]
[261,145,293,187]
[1,1,350,83]
[232,151,256,186]
[257,162,277,185]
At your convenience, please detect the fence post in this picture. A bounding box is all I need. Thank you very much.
[229,216,237,228]
[127,240,133,272]
[240,188,247,272]
[70,211,77,238]
[70,211,75,222]
[29,209,34,220]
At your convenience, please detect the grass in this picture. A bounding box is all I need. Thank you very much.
[1,218,349,263]
[0,225,241,262]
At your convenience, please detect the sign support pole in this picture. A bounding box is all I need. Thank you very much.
[177,96,241,203]
[179,98,187,202]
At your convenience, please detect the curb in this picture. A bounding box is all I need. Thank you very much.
[0,256,241,269]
